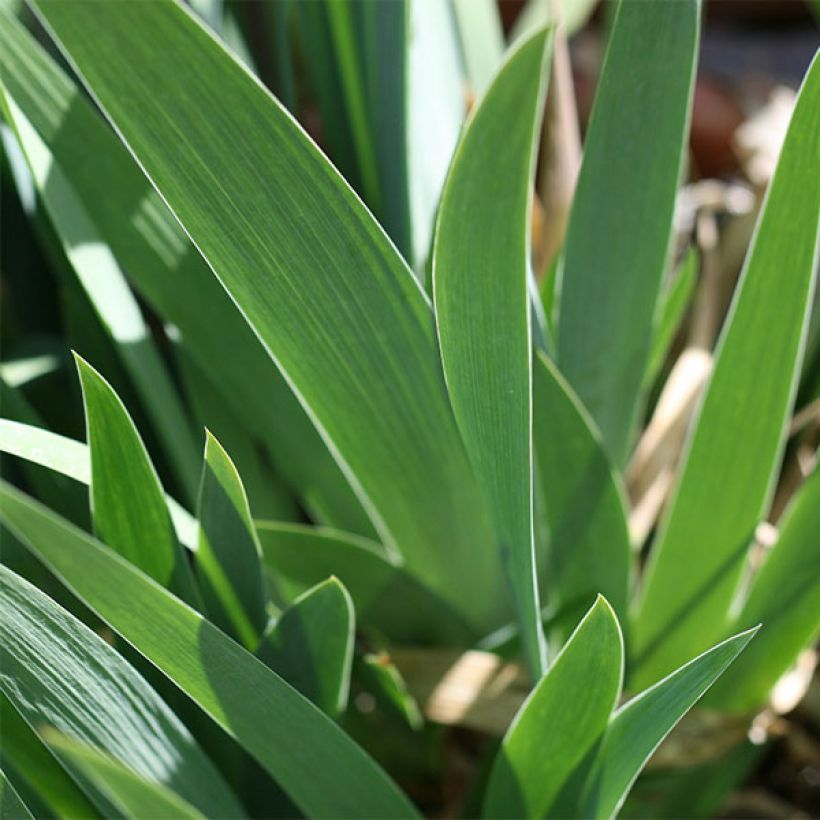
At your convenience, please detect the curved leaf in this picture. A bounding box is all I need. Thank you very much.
[0,483,418,819]
[29,0,500,630]
[257,578,354,717]
[633,53,820,688]
[555,0,700,464]
[0,564,242,818]
[483,597,623,818]
[433,29,553,674]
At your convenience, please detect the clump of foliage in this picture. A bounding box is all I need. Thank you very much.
[0,0,818,817]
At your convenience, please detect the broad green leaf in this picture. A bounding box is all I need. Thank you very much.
[76,356,200,605]
[1,693,99,819]
[0,418,197,549]
[706,466,820,712]
[433,29,552,674]
[0,8,375,539]
[554,628,756,819]
[195,431,268,649]
[257,578,354,717]
[256,521,475,645]
[0,92,200,502]
[483,597,623,818]
[645,248,698,389]
[555,0,700,465]
[451,0,504,99]
[43,733,204,820]
[30,0,500,629]
[0,564,242,818]
[533,353,631,636]
[632,54,820,688]
[0,769,33,820]
[0,484,419,819]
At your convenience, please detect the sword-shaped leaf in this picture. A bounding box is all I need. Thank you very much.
[632,53,820,688]
[0,483,418,819]
[433,29,553,674]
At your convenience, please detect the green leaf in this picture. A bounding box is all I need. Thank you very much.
[0,7,375,539]
[555,0,700,465]
[0,769,33,820]
[43,733,204,820]
[195,431,268,649]
[554,628,757,819]
[433,29,552,675]
[0,91,201,503]
[0,563,242,818]
[1,693,99,820]
[632,54,820,688]
[483,597,623,818]
[645,247,699,389]
[0,483,418,819]
[533,352,631,636]
[257,578,354,718]
[0,418,197,549]
[29,0,500,630]
[256,521,475,645]
[75,355,200,605]
[705,466,820,712]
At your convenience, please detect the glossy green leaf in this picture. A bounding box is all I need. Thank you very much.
[533,352,631,636]
[76,356,200,605]
[555,0,700,465]
[0,8,374,538]
[553,628,756,818]
[0,693,99,820]
[256,521,475,645]
[0,483,418,819]
[195,431,268,649]
[0,91,200,502]
[706,466,820,712]
[0,563,242,818]
[483,597,623,818]
[434,29,552,674]
[257,578,354,717]
[43,733,204,820]
[30,0,500,630]
[645,248,698,388]
[0,418,197,549]
[632,54,820,688]
[0,769,33,820]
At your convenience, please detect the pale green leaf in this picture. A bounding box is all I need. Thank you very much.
[257,578,354,717]
[533,352,631,638]
[483,597,623,818]
[451,0,504,99]
[256,521,475,645]
[0,418,197,549]
[0,483,419,819]
[632,53,820,688]
[555,628,756,819]
[706,466,820,712]
[555,0,700,464]
[75,355,200,605]
[43,733,204,820]
[0,563,242,818]
[195,431,268,649]
[1,693,99,820]
[434,29,552,674]
[30,0,500,630]
[0,8,375,538]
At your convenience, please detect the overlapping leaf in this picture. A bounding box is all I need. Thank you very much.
[633,53,820,688]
